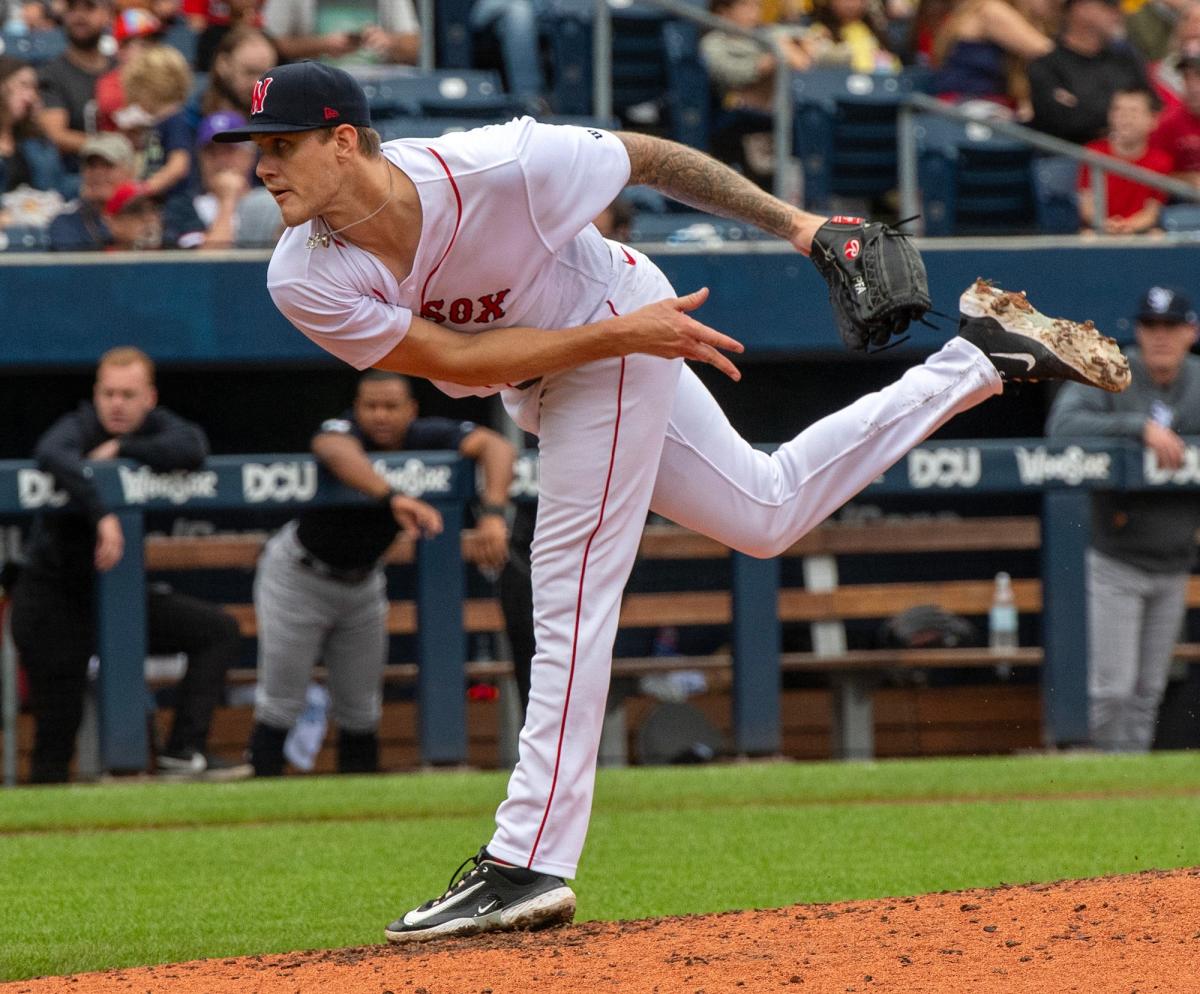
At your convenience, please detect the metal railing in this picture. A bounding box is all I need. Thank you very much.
[416,0,435,71]
[899,92,1200,234]
[592,0,796,201]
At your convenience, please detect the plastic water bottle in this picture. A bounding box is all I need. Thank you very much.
[283,683,329,772]
[989,571,1018,652]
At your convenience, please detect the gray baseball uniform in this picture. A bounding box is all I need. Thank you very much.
[252,412,474,738]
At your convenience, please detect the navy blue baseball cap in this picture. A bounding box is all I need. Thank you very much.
[1135,286,1197,324]
[211,61,371,143]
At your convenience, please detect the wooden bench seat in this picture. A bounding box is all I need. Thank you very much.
[131,514,1197,765]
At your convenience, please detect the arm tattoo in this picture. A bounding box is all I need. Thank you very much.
[616,131,796,240]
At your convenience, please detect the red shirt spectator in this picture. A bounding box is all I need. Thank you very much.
[1151,42,1200,183]
[1152,100,1200,173]
[1078,139,1173,216]
[183,0,262,29]
[1079,87,1173,234]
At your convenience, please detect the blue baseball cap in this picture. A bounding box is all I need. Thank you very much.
[211,61,371,143]
[1135,286,1197,325]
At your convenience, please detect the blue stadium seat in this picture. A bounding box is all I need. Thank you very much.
[162,22,198,66]
[418,92,524,119]
[374,117,498,141]
[1032,155,1081,235]
[1159,204,1200,233]
[435,0,474,68]
[792,69,925,211]
[349,67,508,118]
[662,19,710,152]
[1,225,50,252]
[623,184,670,214]
[915,114,1034,236]
[376,114,618,143]
[542,1,709,147]
[0,28,66,63]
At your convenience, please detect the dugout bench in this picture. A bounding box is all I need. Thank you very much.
[5,437,1200,782]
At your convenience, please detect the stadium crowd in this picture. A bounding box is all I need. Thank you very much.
[2,0,1200,242]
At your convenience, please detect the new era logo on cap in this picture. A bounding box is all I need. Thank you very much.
[212,62,371,142]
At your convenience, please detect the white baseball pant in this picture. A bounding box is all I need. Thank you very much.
[489,249,1002,877]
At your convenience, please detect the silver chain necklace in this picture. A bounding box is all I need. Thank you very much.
[306,168,394,250]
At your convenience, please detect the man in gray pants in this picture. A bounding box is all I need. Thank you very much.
[248,371,516,774]
[1048,286,1200,751]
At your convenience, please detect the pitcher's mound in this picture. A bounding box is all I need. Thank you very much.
[8,867,1198,993]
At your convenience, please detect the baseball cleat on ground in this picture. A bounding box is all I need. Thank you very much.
[384,847,577,943]
[957,278,1132,393]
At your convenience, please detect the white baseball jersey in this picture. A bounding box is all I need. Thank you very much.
[267,118,634,396]
[263,118,1004,880]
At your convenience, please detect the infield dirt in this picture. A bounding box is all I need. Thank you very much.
[4,867,1197,993]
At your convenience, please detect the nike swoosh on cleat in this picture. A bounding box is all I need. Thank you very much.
[476,898,501,915]
[402,881,487,926]
[990,352,1036,371]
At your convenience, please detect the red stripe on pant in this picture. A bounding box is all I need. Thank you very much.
[527,301,625,867]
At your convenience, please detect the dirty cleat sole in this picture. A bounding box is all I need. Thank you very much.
[384,885,576,943]
[958,279,1131,393]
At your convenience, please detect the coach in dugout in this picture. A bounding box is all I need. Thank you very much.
[246,370,516,776]
[1047,286,1200,752]
[10,347,248,783]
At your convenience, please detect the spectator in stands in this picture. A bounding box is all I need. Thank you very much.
[184,0,263,70]
[1028,0,1150,145]
[909,0,959,66]
[1128,0,1193,64]
[7,0,58,31]
[1047,286,1200,753]
[189,26,278,128]
[931,0,1055,119]
[806,0,900,72]
[702,0,814,186]
[9,347,249,783]
[1151,40,1200,183]
[1146,2,1200,111]
[151,0,188,32]
[1078,87,1172,233]
[37,0,115,173]
[113,43,193,200]
[94,8,164,133]
[262,0,419,65]
[246,371,514,777]
[702,0,814,115]
[469,0,549,114]
[102,178,163,248]
[46,130,133,248]
[0,55,63,195]
[169,110,281,247]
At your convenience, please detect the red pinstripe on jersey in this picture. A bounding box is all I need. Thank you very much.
[421,147,463,312]
[528,299,626,867]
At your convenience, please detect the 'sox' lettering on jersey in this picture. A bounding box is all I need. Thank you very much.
[421,289,512,325]
[250,77,273,115]
[476,288,509,322]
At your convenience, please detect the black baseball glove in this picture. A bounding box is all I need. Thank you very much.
[809,217,931,352]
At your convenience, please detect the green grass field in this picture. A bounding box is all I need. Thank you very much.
[3,752,1199,982]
